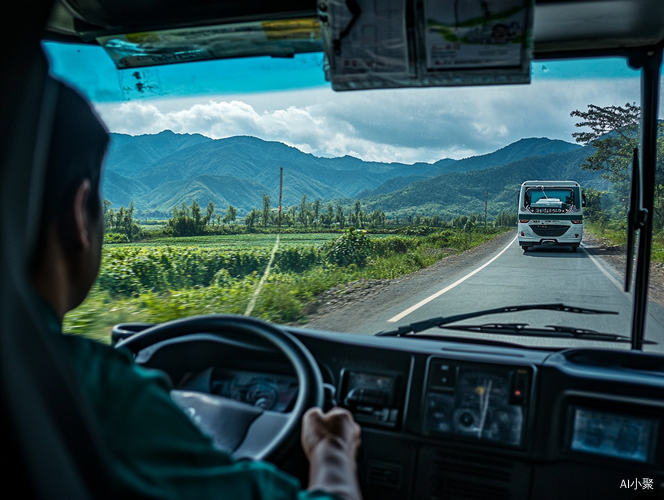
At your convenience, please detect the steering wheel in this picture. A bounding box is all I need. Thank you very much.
[116,315,324,461]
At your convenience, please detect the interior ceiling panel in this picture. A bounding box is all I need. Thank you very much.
[534,0,664,52]
[48,0,664,55]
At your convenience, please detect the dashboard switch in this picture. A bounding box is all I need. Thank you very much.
[430,362,457,391]
[510,371,528,405]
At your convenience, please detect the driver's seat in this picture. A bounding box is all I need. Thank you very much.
[0,2,113,496]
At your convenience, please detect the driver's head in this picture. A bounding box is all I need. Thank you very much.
[33,79,109,318]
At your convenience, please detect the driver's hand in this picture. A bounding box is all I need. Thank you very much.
[301,407,361,460]
[301,407,362,500]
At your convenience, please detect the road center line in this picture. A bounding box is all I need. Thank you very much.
[580,244,625,292]
[387,235,518,323]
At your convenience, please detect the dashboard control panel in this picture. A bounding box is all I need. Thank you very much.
[340,371,400,428]
[568,407,658,463]
[423,358,532,446]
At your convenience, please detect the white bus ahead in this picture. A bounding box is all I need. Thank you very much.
[517,180,584,253]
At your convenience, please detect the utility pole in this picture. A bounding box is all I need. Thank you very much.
[278,167,283,229]
[484,190,488,228]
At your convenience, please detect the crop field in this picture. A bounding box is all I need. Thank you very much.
[111,233,346,249]
[65,228,510,343]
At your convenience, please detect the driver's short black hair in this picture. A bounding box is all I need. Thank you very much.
[39,79,109,247]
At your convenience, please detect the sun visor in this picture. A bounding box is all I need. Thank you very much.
[319,0,534,91]
[96,18,323,69]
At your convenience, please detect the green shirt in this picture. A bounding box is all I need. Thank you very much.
[58,331,339,500]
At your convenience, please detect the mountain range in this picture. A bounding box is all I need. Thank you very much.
[101,131,607,218]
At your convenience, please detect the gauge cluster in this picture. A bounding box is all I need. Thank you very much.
[423,358,532,446]
[210,370,298,412]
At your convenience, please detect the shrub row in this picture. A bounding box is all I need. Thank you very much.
[97,228,504,297]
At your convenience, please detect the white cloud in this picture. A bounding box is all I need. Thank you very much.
[95,77,643,164]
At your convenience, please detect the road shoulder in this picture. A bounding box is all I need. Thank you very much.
[582,231,664,308]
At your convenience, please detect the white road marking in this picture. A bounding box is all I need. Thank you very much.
[387,235,518,323]
[580,244,625,292]
[244,234,280,316]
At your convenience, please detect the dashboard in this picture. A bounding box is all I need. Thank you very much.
[136,329,664,500]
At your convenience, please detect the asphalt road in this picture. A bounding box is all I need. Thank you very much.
[337,235,664,352]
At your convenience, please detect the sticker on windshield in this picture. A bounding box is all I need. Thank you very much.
[97,18,323,69]
[423,0,531,70]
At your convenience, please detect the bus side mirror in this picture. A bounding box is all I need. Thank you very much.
[582,194,586,207]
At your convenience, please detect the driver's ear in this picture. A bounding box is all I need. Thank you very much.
[71,180,92,254]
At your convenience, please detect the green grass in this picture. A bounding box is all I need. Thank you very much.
[585,222,664,263]
[65,228,510,343]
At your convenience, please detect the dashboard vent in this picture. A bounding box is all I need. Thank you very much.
[428,450,514,500]
[434,451,513,482]
[432,477,510,500]
[366,460,402,488]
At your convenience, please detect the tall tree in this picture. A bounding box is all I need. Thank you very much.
[354,200,361,227]
[191,200,202,230]
[335,204,345,229]
[300,194,308,228]
[313,199,321,228]
[262,192,271,227]
[245,209,259,228]
[205,201,215,225]
[571,102,664,226]
[224,204,237,224]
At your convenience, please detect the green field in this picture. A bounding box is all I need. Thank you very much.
[65,228,509,343]
[110,232,347,249]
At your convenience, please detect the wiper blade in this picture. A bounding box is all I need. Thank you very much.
[440,323,656,344]
[375,303,618,337]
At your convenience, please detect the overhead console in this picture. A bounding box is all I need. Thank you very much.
[423,357,533,447]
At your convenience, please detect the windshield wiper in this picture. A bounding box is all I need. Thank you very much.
[375,303,618,337]
[438,323,655,344]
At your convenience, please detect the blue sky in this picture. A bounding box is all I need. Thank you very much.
[43,42,654,163]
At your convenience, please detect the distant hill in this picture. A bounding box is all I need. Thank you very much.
[434,137,581,174]
[361,145,609,219]
[100,132,603,217]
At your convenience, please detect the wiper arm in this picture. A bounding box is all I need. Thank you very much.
[375,303,618,337]
[441,323,655,344]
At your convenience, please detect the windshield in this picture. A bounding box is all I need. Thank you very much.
[42,41,664,352]
[524,188,576,213]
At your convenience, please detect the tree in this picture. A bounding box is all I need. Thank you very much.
[353,200,361,227]
[103,200,142,241]
[288,205,297,228]
[336,204,345,229]
[245,209,259,228]
[102,199,113,231]
[495,210,517,227]
[205,201,215,225]
[262,192,271,227]
[299,195,308,228]
[224,204,237,224]
[191,200,202,231]
[313,199,321,228]
[326,204,334,228]
[571,103,664,227]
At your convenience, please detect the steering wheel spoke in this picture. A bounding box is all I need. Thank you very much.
[234,411,293,460]
[170,390,263,454]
